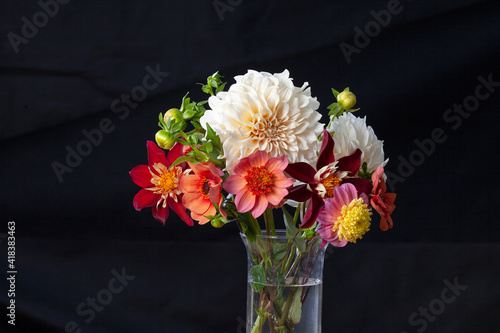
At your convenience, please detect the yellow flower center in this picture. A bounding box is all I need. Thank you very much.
[157,169,178,193]
[245,166,273,195]
[334,198,372,243]
[322,174,341,198]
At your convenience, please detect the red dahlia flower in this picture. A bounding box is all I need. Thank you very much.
[285,129,372,228]
[129,141,193,226]
[370,166,396,231]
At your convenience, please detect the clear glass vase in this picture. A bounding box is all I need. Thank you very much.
[240,230,326,333]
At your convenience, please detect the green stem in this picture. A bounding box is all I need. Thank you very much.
[293,203,301,225]
[246,212,262,236]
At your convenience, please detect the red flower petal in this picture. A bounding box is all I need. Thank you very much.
[129,165,153,188]
[168,197,194,226]
[152,203,169,224]
[147,141,168,168]
[133,189,160,211]
[167,142,183,168]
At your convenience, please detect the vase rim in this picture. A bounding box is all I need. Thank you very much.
[240,229,289,239]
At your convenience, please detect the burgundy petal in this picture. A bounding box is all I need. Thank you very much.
[285,184,312,202]
[300,195,325,229]
[343,177,373,196]
[147,141,168,167]
[285,162,316,183]
[337,148,362,176]
[316,129,335,169]
[129,165,152,188]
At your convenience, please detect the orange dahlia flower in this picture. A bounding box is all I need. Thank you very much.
[179,162,224,224]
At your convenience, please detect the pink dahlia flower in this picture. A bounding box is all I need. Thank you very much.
[316,183,372,248]
[223,150,294,218]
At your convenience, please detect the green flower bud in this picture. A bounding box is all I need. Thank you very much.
[164,108,187,132]
[337,91,357,109]
[155,130,176,150]
[211,216,225,228]
[164,108,183,123]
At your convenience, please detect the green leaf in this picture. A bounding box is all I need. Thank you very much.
[331,88,340,99]
[205,123,222,151]
[288,287,303,324]
[282,208,306,253]
[249,264,266,292]
[169,155,198,168]
[272,243,289,263]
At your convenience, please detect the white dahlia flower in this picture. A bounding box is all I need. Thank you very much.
[200,70,324,173]
[327,112,388,173]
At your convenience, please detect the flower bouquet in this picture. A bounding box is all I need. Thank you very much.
[130,70,396,332]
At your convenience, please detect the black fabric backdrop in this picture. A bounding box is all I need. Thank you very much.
[1,0,499,332]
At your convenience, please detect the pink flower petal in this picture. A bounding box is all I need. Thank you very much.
[233,157,252,176]
[223,175,246,195]
[266,186,288,206]
[248,150,268,168]
[266,155,288,173]
[251,195,268,218]
[235,189,256,213]
[272,174,294,189]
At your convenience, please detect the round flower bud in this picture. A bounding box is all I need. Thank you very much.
[164,108,187,132]
[155,130,176,150]
[337,91,356,109]
[163,108,183,123]
[211,216,225,228]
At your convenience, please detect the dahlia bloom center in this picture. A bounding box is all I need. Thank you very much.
[150,164,181,198]
[244,166,273,195]
[322,174,341,198]
[199,177,214,199]
[334,198,372,243]
[252,117,285,142]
